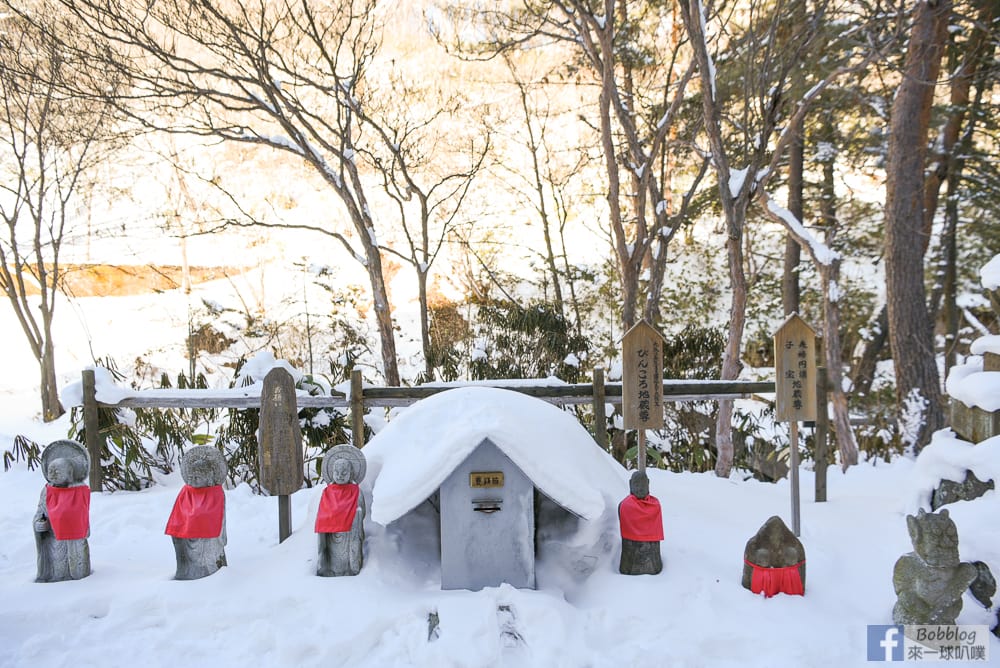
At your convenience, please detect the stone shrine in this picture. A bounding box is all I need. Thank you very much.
[364,387,625,592]
[33,440,92,583]
[440,438,535,590]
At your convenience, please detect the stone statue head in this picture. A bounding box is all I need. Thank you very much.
[41,440,89,486]
[321,444,366,485]
[180,446,227,488]
[47,459,75,487]
[906,508,961,567]
[629,471,650,499]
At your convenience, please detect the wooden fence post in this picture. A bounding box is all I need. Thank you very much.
[592,367,608,449]
[815,366,829,503]
[350,369,365,448]
[82,369,103,492]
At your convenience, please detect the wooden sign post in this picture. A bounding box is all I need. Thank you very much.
[259,367,304,543]
[622,321,665,473]
[773,313,817,537]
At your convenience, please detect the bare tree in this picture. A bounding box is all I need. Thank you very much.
[492,51,592,327]
[32,0,486,385]
[0,9,115,420]
[446,0,707,333]
[679,0,869,474]
[359,66,490,382]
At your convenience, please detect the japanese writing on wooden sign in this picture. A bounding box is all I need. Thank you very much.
[773,313,817,423]
[258,367,304,495]
[623,320,665,430]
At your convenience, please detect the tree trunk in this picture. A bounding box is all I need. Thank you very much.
[594,15,636,331]
[883,0,951,450]
[851,305,889,397]
[820,261,858,468]
[418,268,433,381]
[40,335,64,422]
[715,202,748,478]
[941,183,960,375]
[782,114,804,315]
[366,245,400,386]
[928,0,996,375]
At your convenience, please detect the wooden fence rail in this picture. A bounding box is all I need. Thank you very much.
[79,368,828,500]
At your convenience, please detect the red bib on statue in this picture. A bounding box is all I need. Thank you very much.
[315,483,360,533]
[165,484,225,539]
[745,559,805,597]
[618,494,664,541]
[46,485,90,540]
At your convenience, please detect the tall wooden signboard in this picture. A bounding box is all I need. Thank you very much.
[622,320,665,472]
[773,313,817,537]
[259,367,304,543]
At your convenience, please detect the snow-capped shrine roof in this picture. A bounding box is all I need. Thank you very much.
[363,386,627,525]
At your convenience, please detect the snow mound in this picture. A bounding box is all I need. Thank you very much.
[363,387,627,525]
[909,430,1000,512]
[981,254,1000,290]
[946,356,1000,412]
[970,334,1000,356]
[908,430,1000,602]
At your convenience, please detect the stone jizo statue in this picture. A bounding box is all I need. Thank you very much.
[618,471,663,575]
[315,444,366,577]
[165,446,228,580]
[742,516,805,597]
[893,508,977,625]
[34,440,92,583]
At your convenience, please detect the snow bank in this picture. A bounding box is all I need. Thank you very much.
[907,431,1000,606]
[981,254,1000,290]
[908,431,1000,512]
[970,335,1000,356]
[363,387,626,525]
[946,356,1000,412]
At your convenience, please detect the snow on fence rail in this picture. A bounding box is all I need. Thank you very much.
[77,368,832,498]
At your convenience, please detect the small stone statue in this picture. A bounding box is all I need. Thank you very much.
[893,508,977,625]
[315,445,366,577]
[165,446,228,580]
[33,440,91,582]
[618,471,663,575]
[742,516,805,597]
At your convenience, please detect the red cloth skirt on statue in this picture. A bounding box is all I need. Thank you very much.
[745,559,805,597]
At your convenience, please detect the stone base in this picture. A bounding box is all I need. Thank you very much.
[619,538,662,575]
[173,537,227,580]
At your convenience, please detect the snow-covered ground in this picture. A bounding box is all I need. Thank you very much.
[2,378,999,667]
[2,230,999,667]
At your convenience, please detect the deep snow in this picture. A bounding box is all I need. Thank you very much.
[2,379,999,667]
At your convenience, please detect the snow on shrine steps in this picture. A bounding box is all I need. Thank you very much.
[363,386,627,525]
